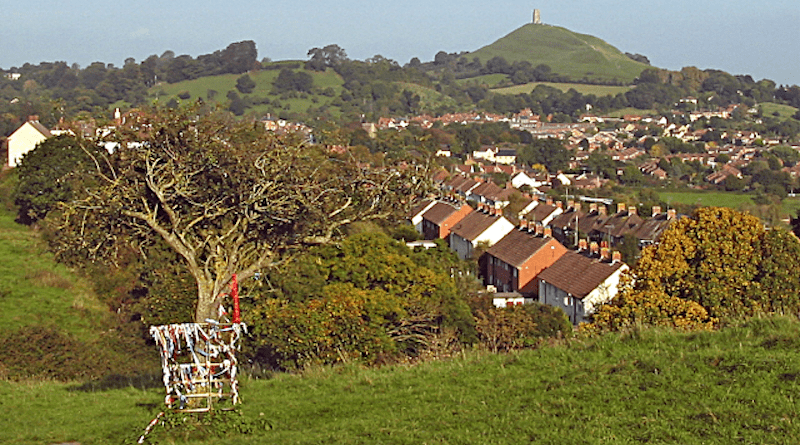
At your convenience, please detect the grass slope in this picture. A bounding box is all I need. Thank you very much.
[468,24,650,85]
[3,317,799,444]
[492,81,632,97]
[0,172,107,339]
[149,65,345,117]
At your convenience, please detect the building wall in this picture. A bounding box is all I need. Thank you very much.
[517,239,567,294]
[538,264,627,324]
[7,122,48,167]
[538,281,583,324]
[439,205,474,239]
[449,233,474,260]
[581,266,627,317]
[486,256,518,293]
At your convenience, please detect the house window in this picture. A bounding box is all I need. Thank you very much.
[563,296,572,306]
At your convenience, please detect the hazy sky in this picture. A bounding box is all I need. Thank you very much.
[2,1,798,86]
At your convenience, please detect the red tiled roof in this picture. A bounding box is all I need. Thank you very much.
[537,251,626,298]
[486,229,562,268]
[422,202,463,225]
[450,210,505,242]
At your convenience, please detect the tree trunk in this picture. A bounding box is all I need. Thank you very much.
[194,280,219,323]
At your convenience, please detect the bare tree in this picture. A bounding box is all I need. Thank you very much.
[53,107,425,322]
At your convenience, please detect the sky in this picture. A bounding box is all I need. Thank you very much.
[2,1,799,86]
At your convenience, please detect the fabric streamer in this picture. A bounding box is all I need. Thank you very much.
[149,321,248,411]
[231,274,241,323]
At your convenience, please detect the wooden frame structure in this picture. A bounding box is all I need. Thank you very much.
[150,322,247,412]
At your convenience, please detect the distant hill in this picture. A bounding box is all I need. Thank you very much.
[467,23,651,85]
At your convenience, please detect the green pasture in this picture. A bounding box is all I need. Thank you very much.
[658,191,755,209]
[3,317,799,444]
[492,82,632,97]
[760,102,799,121]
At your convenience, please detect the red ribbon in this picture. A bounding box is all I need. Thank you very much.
[231,273,241,323]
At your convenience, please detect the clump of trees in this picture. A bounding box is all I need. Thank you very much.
[587,207,800,332]
[48,105,425,323]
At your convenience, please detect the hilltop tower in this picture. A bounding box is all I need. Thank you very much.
[533,9,541,24]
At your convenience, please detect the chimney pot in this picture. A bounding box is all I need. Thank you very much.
[612,251,622,263]
[652,206,662,217]
[590,203,598,213]
[598,206,607,216]
[628,206,637,216]
[617,202,626,214]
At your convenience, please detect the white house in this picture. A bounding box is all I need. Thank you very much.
[448,208,514,260]
[537,251,628,325]
[6,119,52,167]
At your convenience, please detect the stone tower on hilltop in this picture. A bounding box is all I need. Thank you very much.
[533,9,541,24]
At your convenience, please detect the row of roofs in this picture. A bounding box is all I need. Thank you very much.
[408,197,678,324]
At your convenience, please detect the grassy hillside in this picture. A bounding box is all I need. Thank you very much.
[492,81,632,97]
[468,24,650,85]
[3,316,799,444]
[0,171,108,338]
[148,64,345,117]
[0,171,159,381]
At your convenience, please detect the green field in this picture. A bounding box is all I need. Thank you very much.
[3,317,799,444]
[658,191,755,209]
[760,102,799,121]
[492,82,632,97]
[148,66,345,116]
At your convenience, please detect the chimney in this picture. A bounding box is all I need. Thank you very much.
[556,201,563,210]
[578,239,588,251]
[598,206,607,216]
[567,199,575,209]
[600,246,611,262]
[628,206,637,216]
[590,241,600,256]
[667,209,677,220]
[574,203,582,212]
[612,251,622,264]
[590,203,598,213]
[544,226,552,238]
[496,208,503,217]
[652,206,662,217]
[546,197,553,206]
[617,202,626,214]
[535,223,544,236]
[520,219,529,230]
[489,207,496,216]
[28,115,39,122]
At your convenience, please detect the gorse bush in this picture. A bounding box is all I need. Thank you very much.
[588,207,800,332]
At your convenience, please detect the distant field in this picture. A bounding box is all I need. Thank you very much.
[492,82,631,97]
[760,102,799,121]
[658,191,754,209]
[396,82,459,109]
[456,74,509,87]
[148,67,345,116]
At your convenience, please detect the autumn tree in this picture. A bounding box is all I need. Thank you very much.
[587,207,800,332]
[50,106,425,323]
